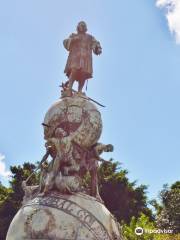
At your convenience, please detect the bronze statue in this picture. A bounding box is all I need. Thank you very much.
[63,21,102,95]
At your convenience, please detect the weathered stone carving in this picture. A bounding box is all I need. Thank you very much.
[7,193,122,240]
[21,94,113,203]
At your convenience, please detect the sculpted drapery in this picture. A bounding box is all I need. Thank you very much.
[63,21,102,93]
[64,33,101,80]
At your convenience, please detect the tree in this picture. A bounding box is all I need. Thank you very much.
[122,213,155,240]
[0,162,37,240]
[122,213,180,240]
[98,160,153,224]
[156,181,180,234]
[154,234,180,240]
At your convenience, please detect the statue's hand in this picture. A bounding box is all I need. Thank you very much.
[105,144,114,152]
[92,41,102,55]
[46,138,57,150]
[97,47,102,55]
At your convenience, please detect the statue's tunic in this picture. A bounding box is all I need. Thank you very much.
[63,33,100,81]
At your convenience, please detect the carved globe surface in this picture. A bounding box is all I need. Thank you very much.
[43,95,102,148]
[6,193,122,240]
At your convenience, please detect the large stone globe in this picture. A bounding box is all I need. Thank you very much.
[43,95,102,148]
[6,192,123,240]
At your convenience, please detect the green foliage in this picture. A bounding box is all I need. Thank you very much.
[122,214,180,240]
[9,162,38,204]
[156,181,180,234]
[154,234,180,240]
[0,162,38,240]
[98,160,153,223]
[0,183,13,240]
[0,182,12,203]
[122,213,155,240]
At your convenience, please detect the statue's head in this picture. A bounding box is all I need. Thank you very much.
[77,21,87,33]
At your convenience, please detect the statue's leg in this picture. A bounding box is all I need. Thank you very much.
[90,161,103,202]
[90,169,96,197]
[43,156,60,193]
[63,163,80,176]
[68,69,76,90]
[51,155,61,177]
[78,79,85,92]
[90,161,98,197]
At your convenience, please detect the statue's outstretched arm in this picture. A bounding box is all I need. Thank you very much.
[95,143,114,156]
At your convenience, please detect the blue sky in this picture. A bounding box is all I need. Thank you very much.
[0,0,180,200]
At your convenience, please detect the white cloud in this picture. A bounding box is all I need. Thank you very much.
[0,154,10,178]
[156,0,180,44]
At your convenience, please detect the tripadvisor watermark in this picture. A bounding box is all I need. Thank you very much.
[135,227,173,236]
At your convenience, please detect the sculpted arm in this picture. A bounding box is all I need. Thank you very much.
[92,36,102,55]
[63,33,77,51]
[95,143,114,156]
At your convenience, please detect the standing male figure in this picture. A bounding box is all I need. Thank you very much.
[63,21,102,94]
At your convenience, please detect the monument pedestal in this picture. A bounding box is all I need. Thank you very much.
[6,192,123,240]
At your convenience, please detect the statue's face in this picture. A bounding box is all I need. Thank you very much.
[77,21,87,33]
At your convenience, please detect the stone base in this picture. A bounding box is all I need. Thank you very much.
[6,192,123,240]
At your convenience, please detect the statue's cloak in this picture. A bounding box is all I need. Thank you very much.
[64,33,98,81]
